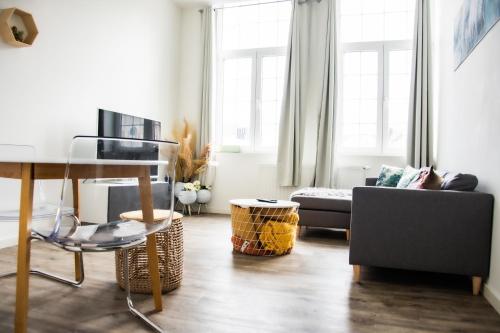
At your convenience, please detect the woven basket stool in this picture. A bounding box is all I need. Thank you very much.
[115,210,184,294]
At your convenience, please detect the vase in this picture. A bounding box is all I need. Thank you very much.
[197,189,212,204]
[174,182,185,198]
[178,190,197,205]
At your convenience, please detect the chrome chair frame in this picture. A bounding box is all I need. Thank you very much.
[0,235,85,287]
[123,247,164,332]
[42,137,176,332]
[0,237,164,332]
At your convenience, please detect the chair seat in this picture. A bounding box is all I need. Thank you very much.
[32,218,168,252]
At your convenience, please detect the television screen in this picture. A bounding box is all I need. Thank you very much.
[97,109,161,176]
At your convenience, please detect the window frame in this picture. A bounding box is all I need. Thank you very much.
[214,6,289,153]
[337,0,415,157]
[338,39,412,157]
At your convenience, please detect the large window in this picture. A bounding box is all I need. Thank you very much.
[215,1,291,152]
[338,0,415,155]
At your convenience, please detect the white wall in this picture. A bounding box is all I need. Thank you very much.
[430,0,500,313]
[0,0,181,247]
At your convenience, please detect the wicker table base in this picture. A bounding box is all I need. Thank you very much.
[115,211,184,294]
[229,199,300,257]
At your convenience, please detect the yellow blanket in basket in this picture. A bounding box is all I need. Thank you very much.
[231,205,261,241]
[259,213,299,255]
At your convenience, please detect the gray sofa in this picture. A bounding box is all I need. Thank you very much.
[349,178,494,295]
[291,188,352,239]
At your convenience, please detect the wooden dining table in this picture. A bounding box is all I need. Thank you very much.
[0,160,163,333]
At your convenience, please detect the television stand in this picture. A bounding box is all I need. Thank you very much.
[79,180,170,224]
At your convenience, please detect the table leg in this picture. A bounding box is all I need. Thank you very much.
[139,172,163,312]
[15,163,34,333]
[72,179,83,281]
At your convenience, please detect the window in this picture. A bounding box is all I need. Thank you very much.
[215,1,291,152]
[338,0,415,155]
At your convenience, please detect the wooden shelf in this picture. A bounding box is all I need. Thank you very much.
[0,8,38,47]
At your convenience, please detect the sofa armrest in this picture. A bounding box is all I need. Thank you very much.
[349,186,494,277]
[365,177,377,186]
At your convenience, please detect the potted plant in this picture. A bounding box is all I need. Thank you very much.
[170,119,212,200]
[196,181,212,204]
[173,119,211,183]
[177,182,197,205]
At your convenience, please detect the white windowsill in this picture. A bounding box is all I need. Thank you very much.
[337,151,405,158]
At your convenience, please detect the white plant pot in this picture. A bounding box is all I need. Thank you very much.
[178,190,197,205]
[174,182,185,198]
[197,189,212,204]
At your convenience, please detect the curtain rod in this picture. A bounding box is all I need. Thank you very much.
[198,0,321,13]
[213,0,290,10]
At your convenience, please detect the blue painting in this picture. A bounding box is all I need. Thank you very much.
[454,0,500,69]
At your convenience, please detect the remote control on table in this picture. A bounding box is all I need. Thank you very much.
[257,198,278,203]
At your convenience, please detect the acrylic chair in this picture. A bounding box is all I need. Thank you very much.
[29,136,178,332]
[0,144,82,287]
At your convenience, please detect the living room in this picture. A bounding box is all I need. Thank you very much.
[0,0,499,332]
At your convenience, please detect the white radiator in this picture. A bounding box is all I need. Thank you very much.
[335,166,369,189]
[257,164,295,199]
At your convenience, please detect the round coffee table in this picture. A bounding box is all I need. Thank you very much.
[229,199,300,256]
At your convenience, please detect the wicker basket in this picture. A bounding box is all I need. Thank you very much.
[115,214,183,294]
[230,200,299,257]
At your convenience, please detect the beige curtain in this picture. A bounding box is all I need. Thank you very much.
[199,7,214,154]
[277,0,337,187]
[407,0,431,168]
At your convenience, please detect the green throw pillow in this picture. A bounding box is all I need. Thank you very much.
[397,166,420,188]
[375,165,404,187]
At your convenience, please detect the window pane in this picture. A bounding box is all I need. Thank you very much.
[360,75,377,99]
[362,0,384,14]
[343,100,360,124]
[259,55,286,149]
[216,2,291,151]
[221,1,292,50]
[341,15,362,43]
[359,123,377,148]
[362,14,384,41]
[386,49,412,151]
[221,58,253,146]
[341,0,416,42]
[385,12,408,40]
[341,0,362,15]
[341,51,379,150]
[360,99,377,123]
[339,0,416,155]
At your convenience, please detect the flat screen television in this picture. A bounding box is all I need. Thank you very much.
[97,109,161,176]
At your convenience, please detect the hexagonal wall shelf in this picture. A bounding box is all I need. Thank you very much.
[0,8,38,47]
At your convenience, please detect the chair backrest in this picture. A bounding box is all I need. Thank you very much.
[45,136,179,248]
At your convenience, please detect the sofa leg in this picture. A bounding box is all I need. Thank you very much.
[353,265,361,283]
[472,276,482,296]
[345,229,350,241]
[296,225,302,239]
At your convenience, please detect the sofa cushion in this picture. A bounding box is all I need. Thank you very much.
[376,165,404,187]
[441,172,478,191]
[397,166,420,188]
[290,188,352,213]
[408,166,443,190]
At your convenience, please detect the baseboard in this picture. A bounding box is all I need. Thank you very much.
[0,236,17,249]
[484,283,500,315]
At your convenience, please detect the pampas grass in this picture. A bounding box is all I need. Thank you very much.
[172,119,211,182]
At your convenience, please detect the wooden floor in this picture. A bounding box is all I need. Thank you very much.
[1,214,500,332]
